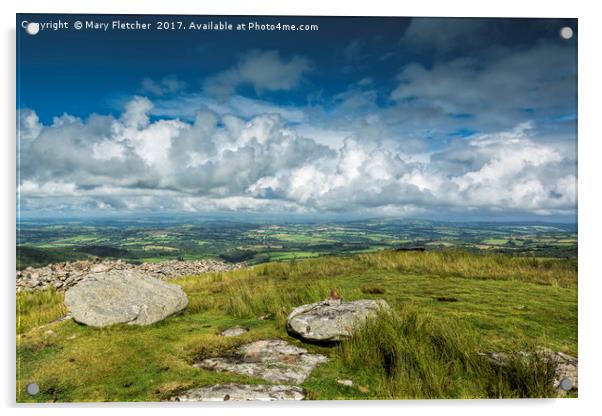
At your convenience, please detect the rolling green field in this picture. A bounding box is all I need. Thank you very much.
[17,218,577,269]
[16,250,577,401]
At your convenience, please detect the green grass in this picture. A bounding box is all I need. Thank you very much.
[482,239,509,245]
[272,233,333,243]
[17,289,67,334]
[267,251,322,261]
[321,308,558,399]
[16,249,577,402]
[17,246,90,270]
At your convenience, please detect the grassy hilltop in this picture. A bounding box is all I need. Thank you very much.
[16,249,577,401]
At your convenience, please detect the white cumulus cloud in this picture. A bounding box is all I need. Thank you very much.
[18,97,576,218]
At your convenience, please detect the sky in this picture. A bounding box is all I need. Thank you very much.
[16,15,578,221]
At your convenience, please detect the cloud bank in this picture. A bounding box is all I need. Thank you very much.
[18,96,576,218]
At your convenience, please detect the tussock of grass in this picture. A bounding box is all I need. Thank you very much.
[361,285,386,294]
[17,289,66,334]
[336,306,558,399]
[225,280,332,325]
[488,351,558,398]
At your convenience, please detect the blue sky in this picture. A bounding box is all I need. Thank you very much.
[17,15,577,221]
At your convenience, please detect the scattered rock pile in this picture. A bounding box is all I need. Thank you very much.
[173,295,388,401]
[16,258,245,292]
[175,296,389,401]
[175,339,327,401]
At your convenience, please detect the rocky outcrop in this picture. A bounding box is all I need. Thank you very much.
[170,384,305,401]
[16,258,244,292]
[549,351,578,391]
[64,270,188,327]
[286,299,390,342]
[194,339,327,384]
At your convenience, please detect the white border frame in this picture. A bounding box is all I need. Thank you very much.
[3,1,600,415]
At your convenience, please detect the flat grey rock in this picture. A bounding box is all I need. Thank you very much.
[64,270,188,327]
[195,339,327,384]
[286,299,390,342]
[170,384,305,401]
[219,326,249,337]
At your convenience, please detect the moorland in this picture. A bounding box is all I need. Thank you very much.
[16,217,578,401]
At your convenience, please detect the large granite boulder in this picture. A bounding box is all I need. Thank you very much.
[286,299,390,342]
[195,339,327,384]
[64,270,188,327]
[170,384,305,401]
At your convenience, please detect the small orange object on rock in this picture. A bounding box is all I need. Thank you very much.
[329,288,342,300]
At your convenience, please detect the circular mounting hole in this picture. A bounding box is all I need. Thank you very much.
[26,383,39,395]
[25,22,40,36]
[559,377,573,391]
[560,27,573,40]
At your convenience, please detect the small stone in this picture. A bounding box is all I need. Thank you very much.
[219,326,249,337]
[90,263,112,273]
[337,379,353,387]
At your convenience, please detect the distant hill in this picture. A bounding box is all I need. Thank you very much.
[17,246,89,270]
